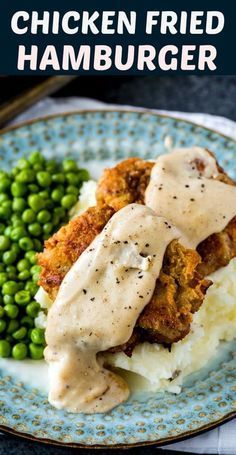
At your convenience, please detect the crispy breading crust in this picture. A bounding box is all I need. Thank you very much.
[110,241,211,355]
[96,158,154,211]
[38,205,114,300]
[137,241,211,344]
[97,152,236,277]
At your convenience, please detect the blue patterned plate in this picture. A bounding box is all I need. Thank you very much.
[0,111,235,448]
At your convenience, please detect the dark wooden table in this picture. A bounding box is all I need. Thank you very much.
[1,75,236,121]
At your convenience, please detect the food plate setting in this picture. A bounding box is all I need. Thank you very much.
[0,110,235,448]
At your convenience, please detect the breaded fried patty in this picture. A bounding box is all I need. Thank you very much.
[97,154,236,277]
[38,205,114,301]
[38,151,235,355]
[38,208,210,349]
[96,158,154,211]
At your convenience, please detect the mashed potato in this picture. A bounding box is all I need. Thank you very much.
[105,259,236,393]
[36,180,236,394]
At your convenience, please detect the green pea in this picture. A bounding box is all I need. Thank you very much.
[28,195,44,212]
[66,185,80,196]
[2,200,12,210]
[28,184,39,194]
[2,280,18,296]
[62,159,77,173]
[30,328,45,345]
[12,327,27,340]
[0,319,6,333]
[0,272,7,286]
[43,223,53,235]
[0,194,9,204]
[2,250,17,265]
[6,265,17,275]
[33,239,42,252]
[4,226,12,238]
[12,342,27,360]
[11,213,22,224]
[33,163,43,172]
[21,315,34,328]
[29,151,44,165]
[51,188,64,202]
[25,281,38,297]
[11,243,20,255]
[54,207,66,219]
[22,208,36,224]
[61,194,77,209]
[37,210,51,224]
[17,158,30,170]
[36,171,52,187]
[46,159,57,173]
[16,169,35,183]
[0,235,10,251]
[19,270,31,281]
[15,290,31,305]
[32,273,40,283]
[6,271,17,281]
[52,213,60,226]
[0,177,11,192]
[17,258,30,272]
[12,197,26,213]
[52,173,65,183]
[38,190,49,200]
[5,304,19,319]
[26,302,40,318]
[11,181,27,197]
[10,226,27,242]
[7,320,19,334]
[78,169,90,181]
[28,222,42,237]
[65,173,78,186]
[0,306,5,318]
[0,205,11,219]
[30,265,41,276]
[3,294,14,305]
[19,237,34,252]
[25,251,37,265]
[29,342,44,360]
[0,340,11,357]
[11,167,18,177]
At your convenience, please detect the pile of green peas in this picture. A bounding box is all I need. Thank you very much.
[0,151,89,360]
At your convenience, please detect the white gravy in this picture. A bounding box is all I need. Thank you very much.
[145,147,236,248]
[45,204,180,413]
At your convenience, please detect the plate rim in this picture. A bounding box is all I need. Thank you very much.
[0,412,235,449]
[1,108,236,146]
[0,108,235,449]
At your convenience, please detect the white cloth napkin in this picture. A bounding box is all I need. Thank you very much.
[10,97,236,454]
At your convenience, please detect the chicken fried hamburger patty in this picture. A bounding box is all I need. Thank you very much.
[38,205,115,301]
[96,155,236,277]
[96,157,154,211]
[38,206,210,348]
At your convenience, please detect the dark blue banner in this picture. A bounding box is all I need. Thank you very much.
[0,1,235,75]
